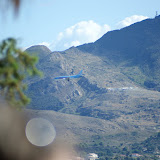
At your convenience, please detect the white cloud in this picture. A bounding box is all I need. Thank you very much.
[27,15,149,51]
[38,42,51,48]
[64,40,81,48]
[117,15,148,29]
[52,20,111,51]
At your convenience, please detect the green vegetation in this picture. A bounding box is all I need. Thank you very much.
[28,94,64,111]
[0,38,41,108]
[131,132,160,154]
[122,66,147,86]
[74,132,160,160]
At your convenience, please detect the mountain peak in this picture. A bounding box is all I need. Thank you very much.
[76,15,160,90]
[25,45,51,60]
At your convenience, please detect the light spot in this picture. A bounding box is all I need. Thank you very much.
[25,118,56,147]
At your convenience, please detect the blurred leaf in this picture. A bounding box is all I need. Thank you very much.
[0,38,42,108]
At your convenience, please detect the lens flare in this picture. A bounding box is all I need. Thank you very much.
[25,118,56,147]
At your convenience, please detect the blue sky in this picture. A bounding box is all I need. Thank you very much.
[1,0,160,51]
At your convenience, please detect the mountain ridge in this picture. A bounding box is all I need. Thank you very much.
[25,16,160,151]
[77,15,160,90]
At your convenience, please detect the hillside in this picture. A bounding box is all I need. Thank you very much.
[78,15,160,90]
[131,132,160,154]
[25,16,160,152]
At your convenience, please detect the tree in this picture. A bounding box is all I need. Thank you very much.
[0,0,21,15]
[0,38,41,108]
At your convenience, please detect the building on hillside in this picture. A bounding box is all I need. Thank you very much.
[132,153,143,158]
[86,153,98,160]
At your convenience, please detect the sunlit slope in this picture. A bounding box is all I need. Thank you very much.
[26,108,160,146]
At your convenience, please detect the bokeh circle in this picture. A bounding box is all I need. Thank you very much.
[25,118,56,147]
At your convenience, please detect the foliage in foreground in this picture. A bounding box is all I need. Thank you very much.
[0,38,41,108]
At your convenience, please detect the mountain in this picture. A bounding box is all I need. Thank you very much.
[78,15,160,90]
[25,45,51,59]
[25,16,160,150]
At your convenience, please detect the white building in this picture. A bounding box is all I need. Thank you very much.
[86,153,98,160]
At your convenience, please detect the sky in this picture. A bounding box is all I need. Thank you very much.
[0,0,160,51]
